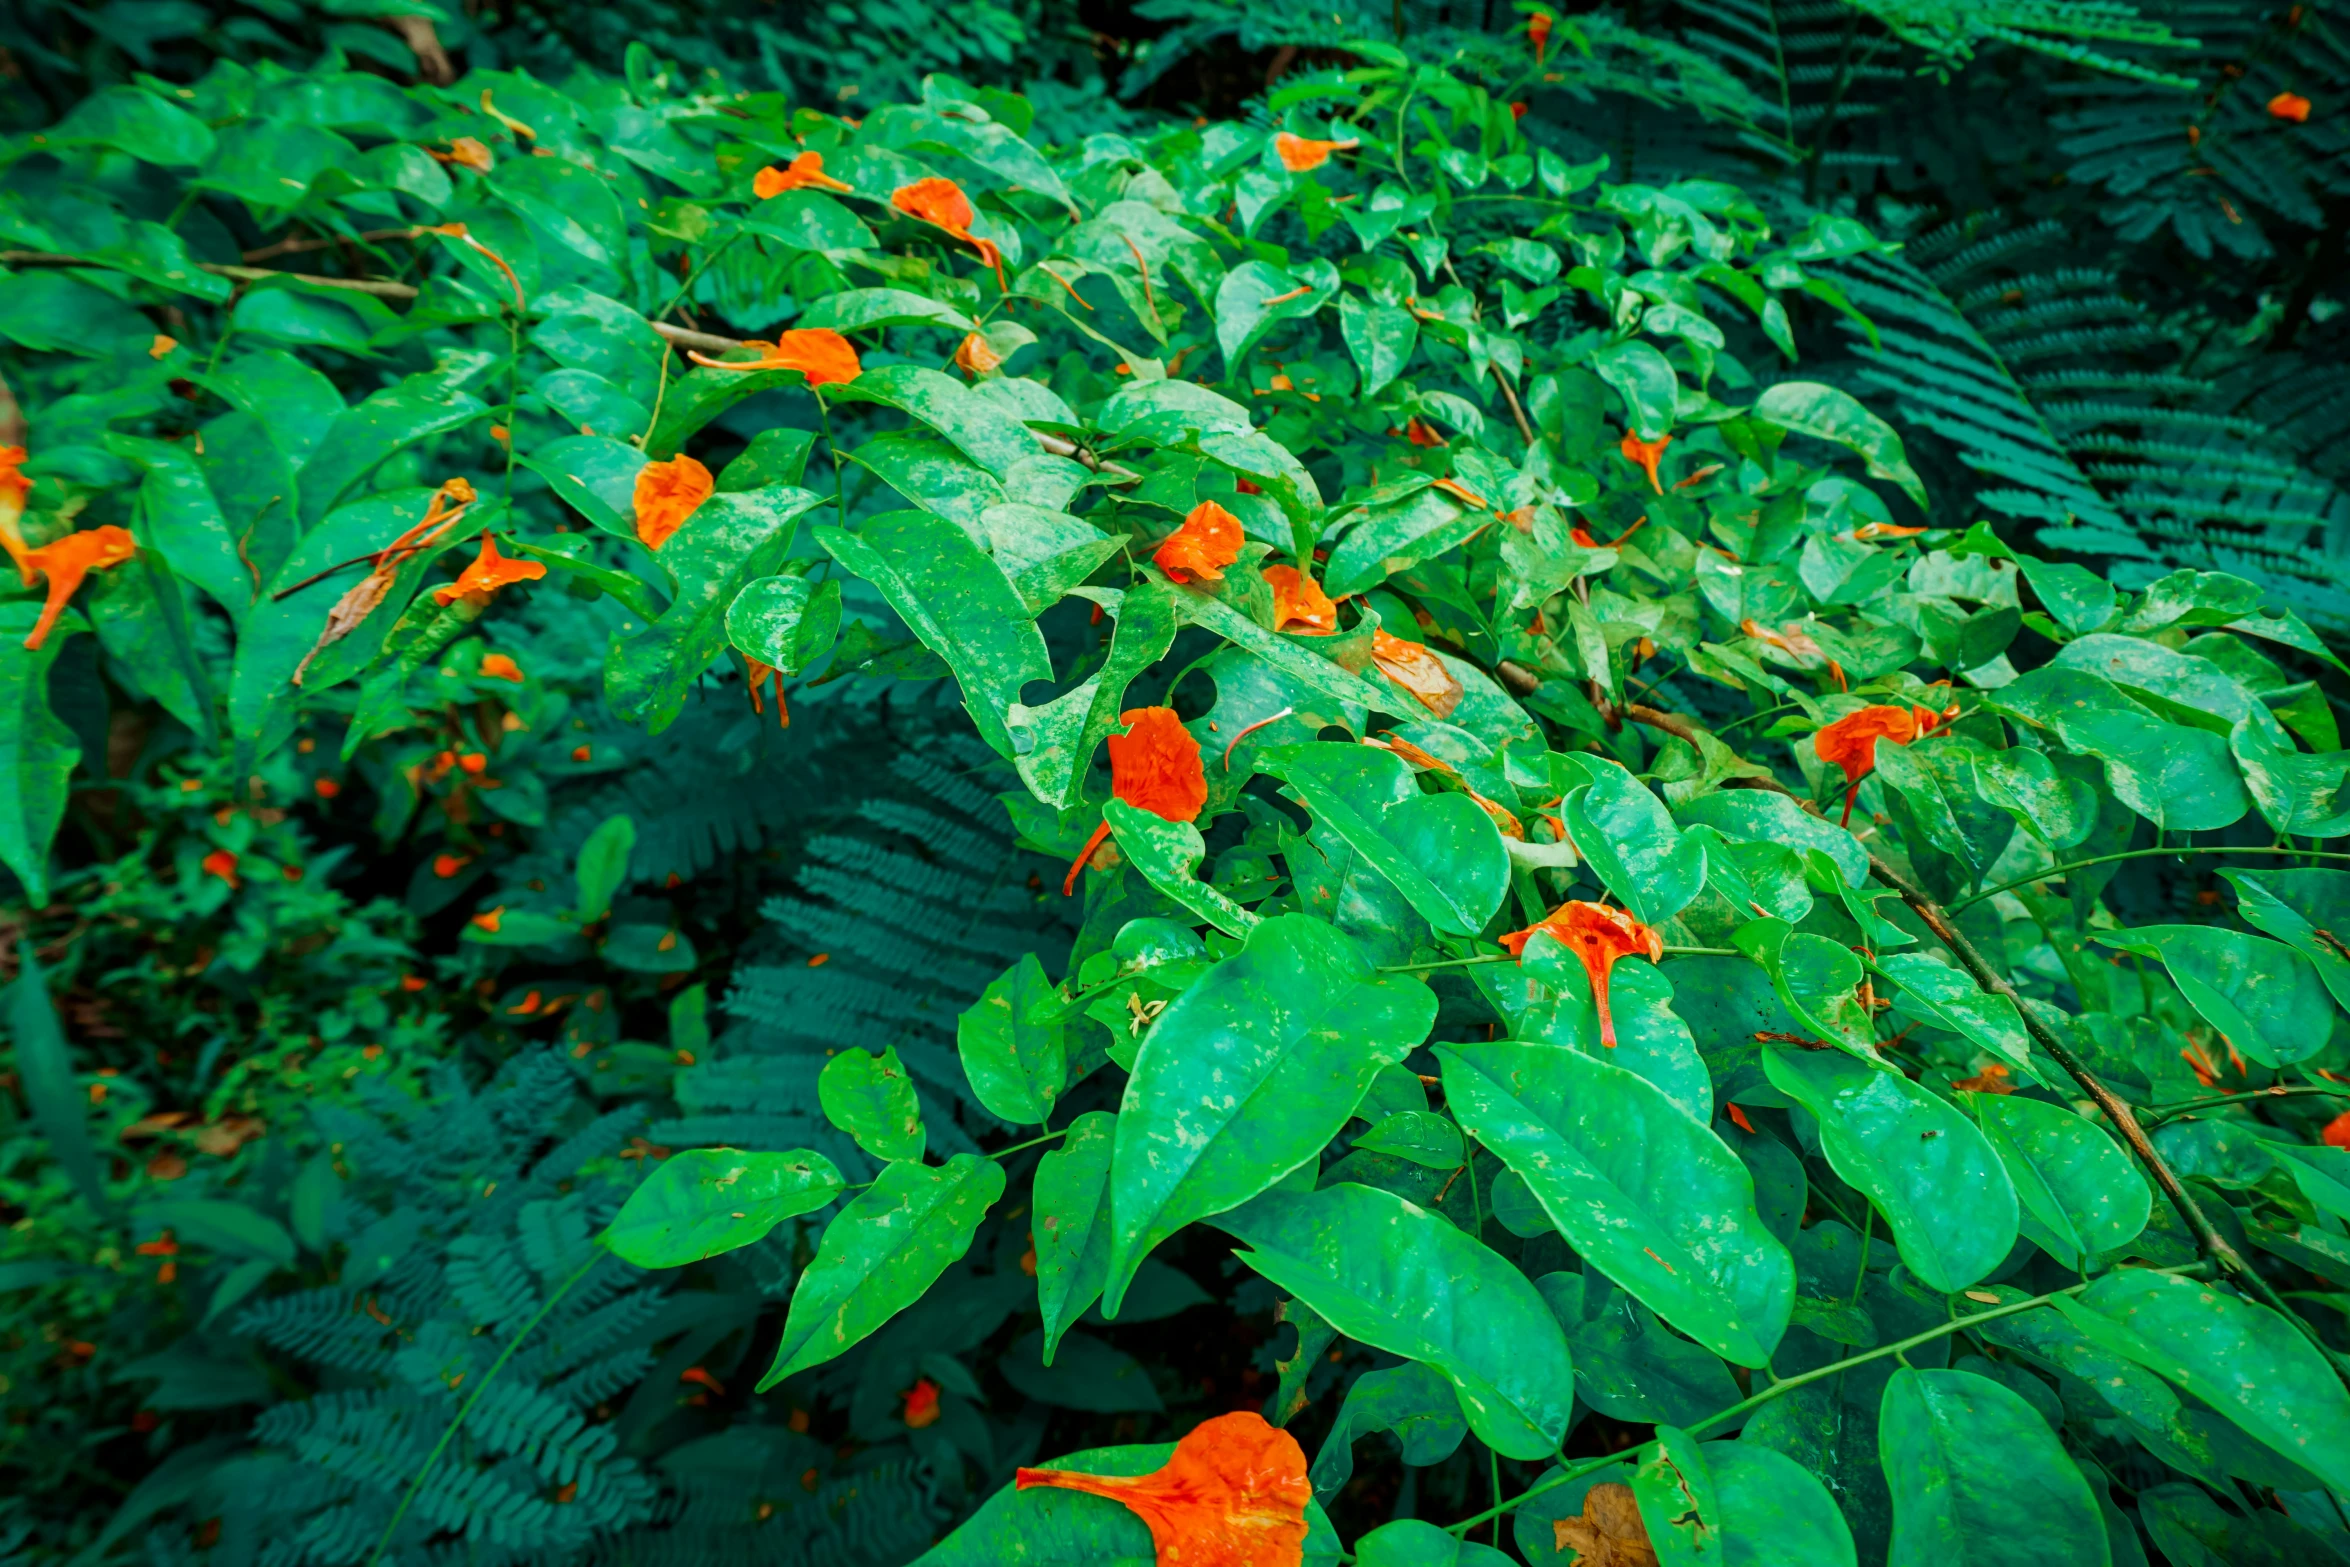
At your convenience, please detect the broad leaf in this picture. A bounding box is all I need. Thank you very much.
[605,1149,846,1268]
[2092,924,2333,1067]
[1265,743,1509,937]
[1974,1094,2149,1268]
[818,1045,926,1163]
[1034,1111,1116,1364]
[958,952,1067,1126]
[1878,1368,2108,1567]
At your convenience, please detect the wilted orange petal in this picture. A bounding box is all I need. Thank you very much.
[1274,131,1359,172]
[1812,704,1922,825]
[21,525,136,649]
[2324,1110,2350,1149]
[903,1378,942,1428]
[1153,501,1245,584]
[432,533,546,606]
[1263,565,1337,634]
[1017,1412,1312,1567]
[756,150,852,197]
[1619,431,1672,494]
[1431,477,1491,511]
[1500,901,1662,1047]
[955,331,1003,375]
[689,329,862,387]
[1370,628,1463,718]
[633,455,715,551]
[1110,706,1208,823]
[200,849,240,889]
[1529,11,1555,62]
[480,653,524,682]
[2269,91,2312,123]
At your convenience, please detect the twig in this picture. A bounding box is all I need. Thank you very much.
[1491,365,1537,448]
[1,250,423,300]
[2142,1084,2350,1126]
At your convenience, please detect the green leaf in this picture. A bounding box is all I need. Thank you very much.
[818,1045,927,1163]
[7,943,109,1211]
[1102,797,1261,937]
[1973,1094,2149,1269]
[609,485,826,730]
[1631,1426,1723,1567]
[1873,953,2041,1085]
[1563,761,1707,925]
[1339,293,1419,397]
[1034,1111,1116,1364]
[134,1199,295,1267]
[573,813,635,924]
[2230,715,2350,838]
[1441,1039,1793,1366]
[1993,667,2250,832]
[1215,259,1332,370]
[741,190,878,253]
[1308,1360,1468,1498]
[725,574,840,676]
[1676,791,1868,889]
[295,374,488,529]
[2090,924,2333,1068]
[1217,1181,1574,1460]
[1539,1270,1742,1426]
[797,287,977,334]
[958,953,1067,1125]
[1589,339,1679,440]
[1356,1520,1510,1567]
[1000,1329,1162,1411]
[1354,1110,1466,1168]
[1705,1440,1857,1567]
[829,365,1041,478]
[520,433,646,536]
[1513,940,1711,1119]
[1754,382,1927,510]
[0,613,80,905]
[758,1154,1005,1387]
[1322,486,1486,601]
[1174,585,1395,716]
[1106,914,1436,1312]
[2053,1268,2350,1493]
[2016,557,2116,636]
[492,152,626,268]
[51,84,216,165]
[1264,743,1509,937]
[1009,583,1182,810]
[1878,1367,2108,1567]
[2220,868,2350,1013]
[604,1149,846,1268]
[818,512,1049,759]
[1731,919,1878,1058]
[107,437,254,620]
[1760,1046,2017,1291]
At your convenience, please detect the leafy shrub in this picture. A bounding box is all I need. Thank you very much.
[3,6,2350,1567]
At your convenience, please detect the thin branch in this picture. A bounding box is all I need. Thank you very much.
[1951,844,2350,912]
[2139,1083,2350,1125]
[1491,365,1537,448]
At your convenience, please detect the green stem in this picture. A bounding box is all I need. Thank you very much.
[991,1127,1070,1161]
[2140,1084,2350,1125]
[817,394,848,531]
[1445,1266,2206,1538]
[1949,845,2350,913]
[364,1255,598,1567]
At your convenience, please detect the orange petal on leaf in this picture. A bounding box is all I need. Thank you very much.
[2269,91,2312,123]
[1370,628,1463,718]
[1812,704,1922,825]
[756,150,852,197]
[688,328,862,387]
[1263,565,1338,634]
[1500,901,1662,1049]
[1619,430,1672,494]
[632,455,715,552]
[1552,1482,1657,1567]
[1153,501,1245,584]
[1017,1412,1312,1567]
[20,525,136,649]
[1274,131,1359,172]
[432,533,545,607]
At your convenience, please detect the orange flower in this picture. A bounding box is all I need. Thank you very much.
[1154,501,1245,585]
[432,533,546,607]
[149,335,177,359]
[433,137,493,173]
[200,849,240,889]
[13,526,137,650]
[955,331,1003,376]
[755,151,852,197]
[1274,132,1359,172]
[632,455,715,552]
[1953,1062,2016,1095]
[313,777,341,800]
[1851,521,1926,541]
[471,907,504,933]
[1500,900,1662,1049]
[2269,92,2313,123]
[891,177,1004,287]
[1264,566,1337,634]
[903,1378,942,1429]
[1813,703,1957,826]
[479,652,523,682]
[1016,1411,1311,1567]
[0,445,29,530]
[1529,10,1555,62]
[2324,1110,2350,1149]
[1403,417,1448,448]
[1370,628,1463,719]
[1620,431,1672,494]
[1064,706,1207,895]
[744,657,790,728]
[687,329,862,388]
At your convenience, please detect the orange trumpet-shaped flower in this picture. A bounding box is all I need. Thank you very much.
[1016,1411,1312,1567]
[2269,91,2313,123]
[432,533,546,607]
[1812,702,1953,825]
[14,526,137,650]
[2323,1109,2350,1149]
[1619,430,1672,494]
[902,1378,942,1429]
[954,331,1003,375]
[1153,501,1245,585]
[1370,628,1463,719]
[433,137,493,173]
[633,454,715,551]
[1501,900,1663,1049]
[1274,132,1359,172]
[686,329,862,388]
[479,653,523,682]
[1264,566,1337,634]
[1402,417,1447,448]
[1064,706,1208,896]
[891,177,1005,288]
[755,151,853,197]
[1529,10,1555,62]
[200,849,240,889]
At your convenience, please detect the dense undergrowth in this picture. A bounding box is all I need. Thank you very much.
[0,2,2347,1566]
